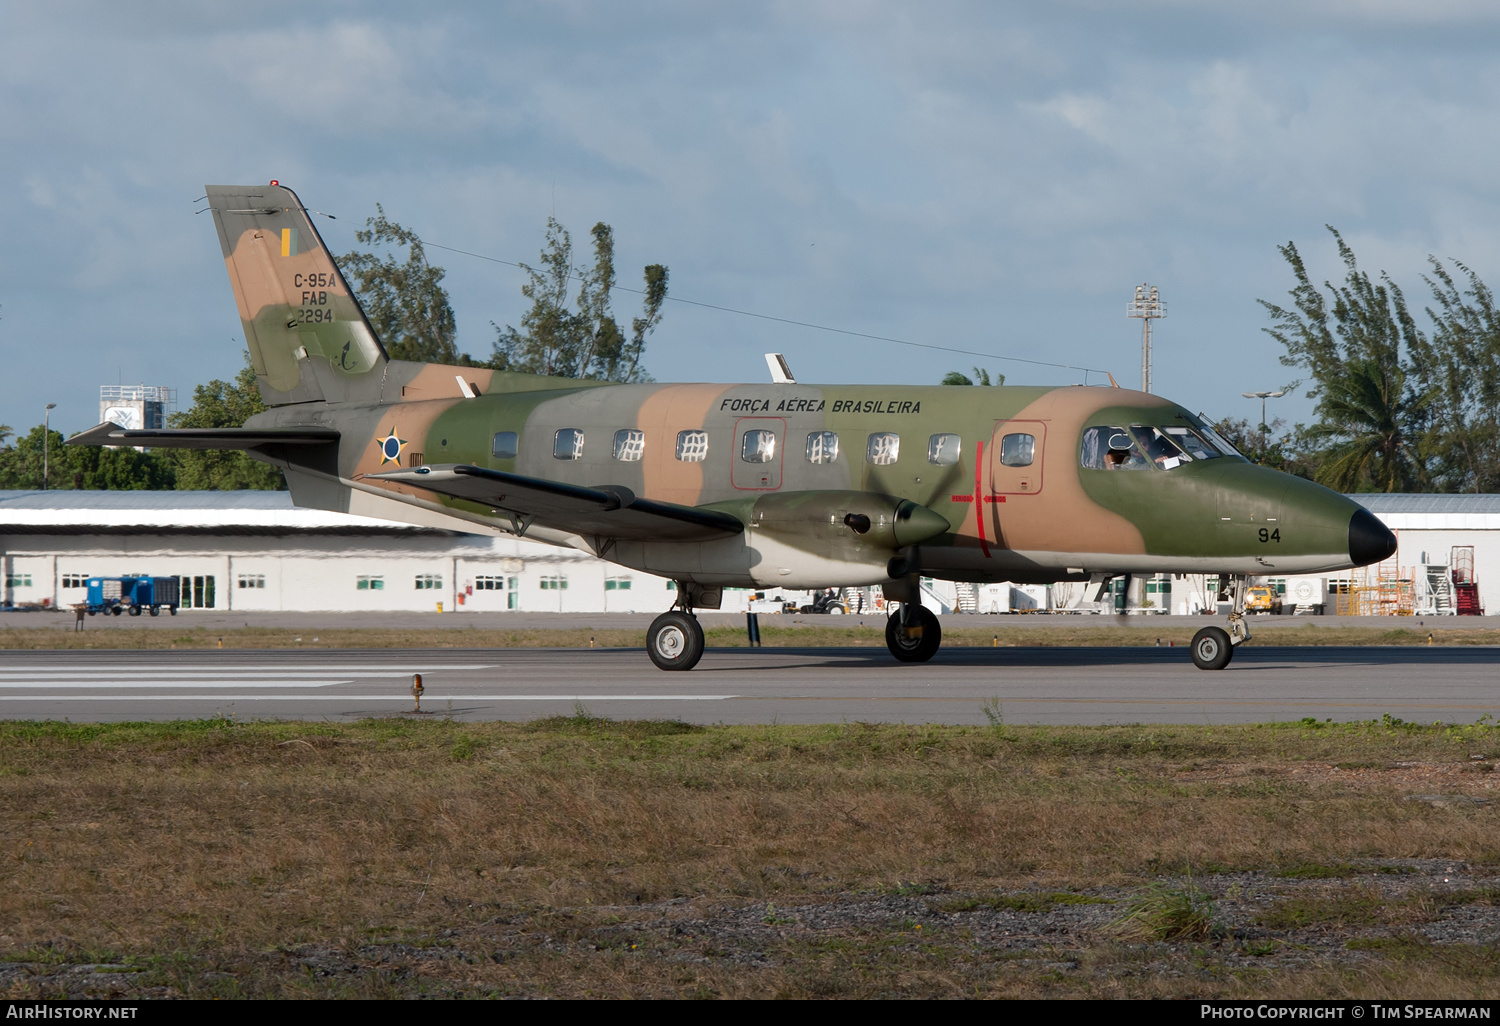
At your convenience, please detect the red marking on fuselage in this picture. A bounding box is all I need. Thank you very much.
[951,443,995,556]
[975,441,990,557]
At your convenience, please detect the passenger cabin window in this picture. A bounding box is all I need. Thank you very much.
[741,429,776,463]
[553,428,584,460]
[491,431,518,459]
[612,429,645,462]
[676,430,709,463]
[806,431,839,464]
[927,433,961,466]
[867,432,900,465]
[999,433,1034,467]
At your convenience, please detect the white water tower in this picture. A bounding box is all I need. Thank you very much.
[99,385,176,449]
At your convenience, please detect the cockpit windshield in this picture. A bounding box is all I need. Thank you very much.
[1162,426,1221,462]
[1080,421,1229,471]
[1192,418,1245,459]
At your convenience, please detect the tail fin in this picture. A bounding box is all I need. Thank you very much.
[205,183,386,405]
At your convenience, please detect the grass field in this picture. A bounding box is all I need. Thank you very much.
[4,714,1500,998]
[1,622,1497,650]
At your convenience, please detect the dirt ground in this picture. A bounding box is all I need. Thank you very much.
[3,716,1500,998]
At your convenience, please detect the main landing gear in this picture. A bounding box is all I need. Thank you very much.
[885,603,941,663]
[647,583,707,671]
[1190,574,1251,671]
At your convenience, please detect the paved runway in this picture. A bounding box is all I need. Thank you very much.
[0,645,1496,725]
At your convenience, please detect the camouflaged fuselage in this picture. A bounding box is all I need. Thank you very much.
[245,371,1366,589]
[206,183,1375,591]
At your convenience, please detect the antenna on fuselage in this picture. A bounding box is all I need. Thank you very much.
[765,353,796,384]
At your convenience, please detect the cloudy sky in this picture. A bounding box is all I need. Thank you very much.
[2,0,1498,435]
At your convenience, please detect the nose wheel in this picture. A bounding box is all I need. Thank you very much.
[647,609,705,671]
[1190,626,1233,670]
[1191,574,1251,670]
[885,604,942,663]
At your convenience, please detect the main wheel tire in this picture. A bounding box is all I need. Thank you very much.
[111,606,122,617]
[128,605,141,617]
[169,606,177,616]
[647,610,705,671]
[1190,626,1233,670]
[885,605,942,663]
[149,606,160,617]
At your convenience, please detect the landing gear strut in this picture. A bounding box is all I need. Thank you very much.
[1190,574,1251,671]
[646,582,710,671]
[885,603,941,663]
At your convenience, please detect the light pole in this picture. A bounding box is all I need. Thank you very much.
[1127,284,1166,393]
[42,403,56,491]
[1240,390,1285,435]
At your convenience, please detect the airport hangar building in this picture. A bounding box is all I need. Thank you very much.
[0,490,1498,616]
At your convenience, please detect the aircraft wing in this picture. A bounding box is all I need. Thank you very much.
[364,464,745,542]
[67,423,340,449]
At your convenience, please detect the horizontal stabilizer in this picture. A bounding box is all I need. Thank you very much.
[364,464,745,542]
[67,423,340,449]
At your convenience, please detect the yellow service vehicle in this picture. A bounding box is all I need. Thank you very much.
[1244,585,1282,615]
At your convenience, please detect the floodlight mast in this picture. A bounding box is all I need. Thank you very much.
[1126,284,1166,393]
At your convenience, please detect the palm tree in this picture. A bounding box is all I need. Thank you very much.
[0,424,12,449]
[1306,358,1429,492]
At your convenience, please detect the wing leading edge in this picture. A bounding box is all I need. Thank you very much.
[365,464,745,542]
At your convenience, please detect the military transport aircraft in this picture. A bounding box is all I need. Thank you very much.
[70,183,1397,671]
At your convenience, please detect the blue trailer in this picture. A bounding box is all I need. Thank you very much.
[84,576,180,616]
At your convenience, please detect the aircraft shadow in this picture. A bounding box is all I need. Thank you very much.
[699,645,1500,670]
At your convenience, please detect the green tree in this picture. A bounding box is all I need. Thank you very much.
[1301,358,1429,492]
[1259,227,1432,492]
[490,217,667,382]
[339,205,461,364]
[165,354,285,490]
[1417,259,1500,491]
[1214,416,1317,478]
[0,425,174,490]
[940,367,1004,386]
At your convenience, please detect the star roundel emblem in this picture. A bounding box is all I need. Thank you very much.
[377,427,409,465]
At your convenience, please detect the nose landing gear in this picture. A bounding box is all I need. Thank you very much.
[885,603,942,663]
[1191,574,1251,671]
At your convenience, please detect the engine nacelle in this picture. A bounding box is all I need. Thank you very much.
[728,490,952,588]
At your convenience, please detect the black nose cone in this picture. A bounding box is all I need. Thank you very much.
[1348,507,1397,566]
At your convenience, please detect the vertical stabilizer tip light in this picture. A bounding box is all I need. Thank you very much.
[766,353,795,384]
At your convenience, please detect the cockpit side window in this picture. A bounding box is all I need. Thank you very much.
[1129,426,1189,469]
[1080,425,1148,470]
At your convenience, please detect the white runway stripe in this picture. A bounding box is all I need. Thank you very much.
[0,666,493,677]
[0,694,736,702]
[0,681,350,689]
